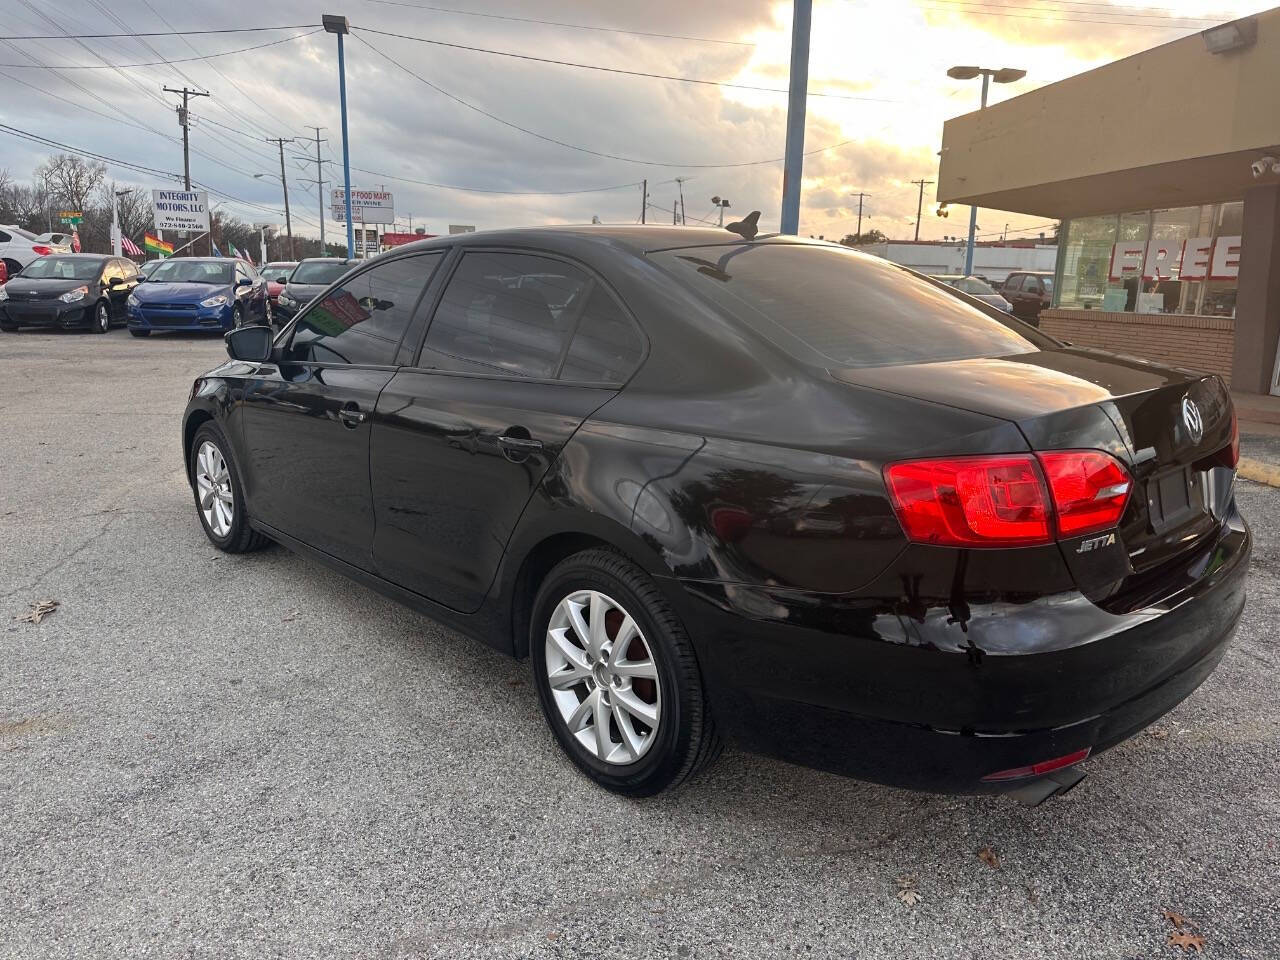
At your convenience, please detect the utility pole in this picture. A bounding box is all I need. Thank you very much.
[675,177,688,225]
[266,137,296,259]
[849,191,870,239]
[673,202,678,225]
[779,0,812,235]
[306,126,327,253]
[163,86,209,191]
[910,179,934,242]
[640,179,647,224]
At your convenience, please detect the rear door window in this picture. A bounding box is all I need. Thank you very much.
[419,251,591,379]
[652,243,1051,369]
[560,287,645,384]
[287,253,442,366]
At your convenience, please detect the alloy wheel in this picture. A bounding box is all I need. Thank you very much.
[195,440,235,538]
[545,590,662,765]
[97,302,109,332]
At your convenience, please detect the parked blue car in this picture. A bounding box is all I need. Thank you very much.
[127,257,268,337]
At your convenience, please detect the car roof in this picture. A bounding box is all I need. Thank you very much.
[42,253,109,260]
[382,224,814,257]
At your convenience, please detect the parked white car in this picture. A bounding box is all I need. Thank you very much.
[35,231,76,249]
[0,225,71,276]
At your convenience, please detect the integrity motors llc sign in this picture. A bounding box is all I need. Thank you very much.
[151,190,211,233]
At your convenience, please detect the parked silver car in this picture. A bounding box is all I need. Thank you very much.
[933,273,1013,313]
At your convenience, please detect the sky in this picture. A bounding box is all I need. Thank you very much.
[0,0,1268,245]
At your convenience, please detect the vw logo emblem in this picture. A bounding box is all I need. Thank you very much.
[1181,396,1204,444]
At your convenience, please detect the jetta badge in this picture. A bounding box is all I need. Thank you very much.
[1181,396,1204,444]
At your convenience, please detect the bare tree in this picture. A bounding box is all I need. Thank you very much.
[35,154,107,218]
[99,182,152,248]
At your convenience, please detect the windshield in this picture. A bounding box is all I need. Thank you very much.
[20,257,102,280]
[652,243,1050,369]
[261,262,297,281]
[139,261,163,277]
[149,260,233,284]
[291,261,350,285]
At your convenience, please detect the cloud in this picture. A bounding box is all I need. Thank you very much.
[0,0,1236,243]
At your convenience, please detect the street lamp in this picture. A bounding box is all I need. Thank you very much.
[254,172,295,259]
[948,65,1026,275]
[112,188,134,257]
[323,13,355,259]
[711,196,731,227]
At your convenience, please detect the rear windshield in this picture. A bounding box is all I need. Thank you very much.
[291,261,350,284]
[651,243,1048,369]
[20,257,101,280]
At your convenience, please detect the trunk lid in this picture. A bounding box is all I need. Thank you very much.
[833,347,1237,593]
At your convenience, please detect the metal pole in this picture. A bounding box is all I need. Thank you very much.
[963,71,991,277]
[269,138,295,259]
[111,187,121,257]
[911,179,933,242]
[336,32,355,258]
[309,126,326,254]
[640,179,647,224]
[718,203,726,227]
[779,0,812,235]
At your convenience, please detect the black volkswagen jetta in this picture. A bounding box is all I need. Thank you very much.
[181,226,1248,798]
[0,253,139,333]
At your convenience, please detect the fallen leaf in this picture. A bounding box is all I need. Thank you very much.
[895,875,921,907]
[1167,930,1205,953]
[281,609,300,623]
[1149,726,1170,741]
[546,932,560,941]
[978,846,1000,870]
[1164,910,1194,930]
[15,599,59,625]
[505,678,524,687]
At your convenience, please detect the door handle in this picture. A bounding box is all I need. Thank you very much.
[338,405,366,428]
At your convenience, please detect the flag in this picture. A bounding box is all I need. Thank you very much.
[212,241,223,257]
[144,233,172,257]
[121,235,143,257]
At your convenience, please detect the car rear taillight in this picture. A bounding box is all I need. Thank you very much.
[884,450,1131,548]
[981,747,1090,782]
[1226,408,1240,468]
[1037,451,1131,538]
[31,245,52,256]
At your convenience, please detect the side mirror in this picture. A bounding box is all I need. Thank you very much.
[225,324,273,362]
[236,276,253,287]
[108,276,124,286]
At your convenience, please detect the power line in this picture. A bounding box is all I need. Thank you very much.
[0,28,321,69]
[0,121,179,179]
[0,24,317,40]
[364,0,754,46]
[918,0,1220,29]
[354,34,859,169]
[352,26,900,102]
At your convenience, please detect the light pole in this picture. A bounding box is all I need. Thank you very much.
[712,196,731,227]
[254,172,294,259]
[947,65,1025,275]
[779,0,812,235]
[112,187,133,256]
[323,14,355,259]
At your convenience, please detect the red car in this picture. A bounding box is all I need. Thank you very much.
[256,261,298,311]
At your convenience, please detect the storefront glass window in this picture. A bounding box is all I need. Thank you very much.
[1054,202,1240,317]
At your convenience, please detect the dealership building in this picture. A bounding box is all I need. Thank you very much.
[938,10,1280,395]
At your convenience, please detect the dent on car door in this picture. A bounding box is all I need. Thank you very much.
[370,249,647,613]
[236,252,443,568]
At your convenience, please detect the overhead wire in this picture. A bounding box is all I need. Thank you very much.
[354,34,858,170]
[0,28,321,69]
[363,0,754,46]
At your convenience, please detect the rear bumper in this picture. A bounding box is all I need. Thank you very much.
[673,510,1249,792]
[0,302,93,328]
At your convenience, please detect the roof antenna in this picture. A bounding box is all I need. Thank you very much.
[726,210,760,241]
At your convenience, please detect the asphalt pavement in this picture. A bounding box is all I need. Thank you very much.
[2,328,1278,959]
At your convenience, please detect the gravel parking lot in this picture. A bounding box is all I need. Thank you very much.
[3,329,1278,959]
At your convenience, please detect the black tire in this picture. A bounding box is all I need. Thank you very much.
[89,300,110,334]
[232,304,245,328]
[130,329,150,338]
[0,322,18,333]
[530,548,721,796]
[189,422,269,553]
